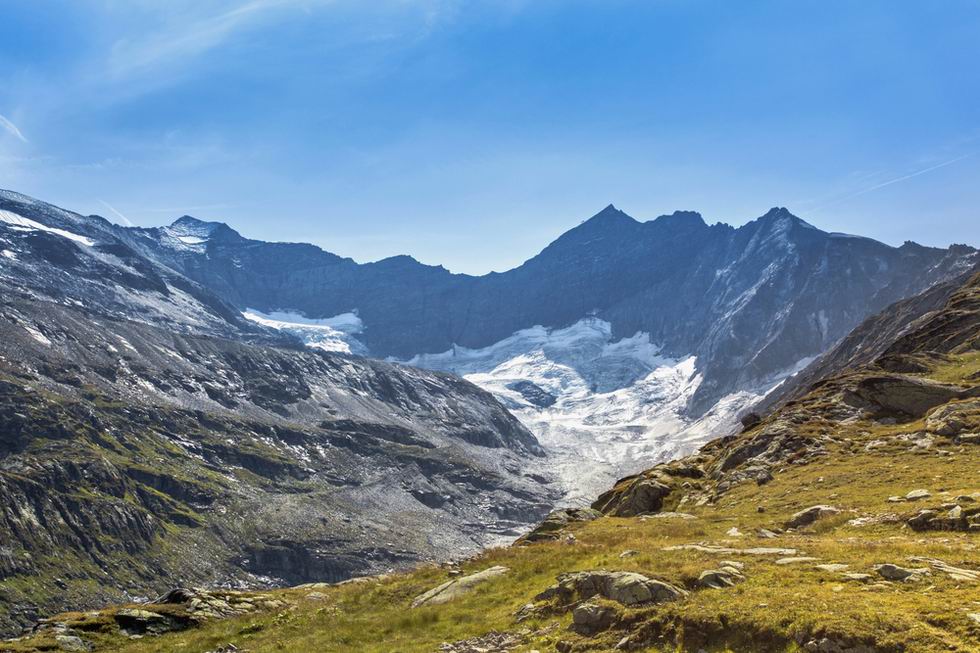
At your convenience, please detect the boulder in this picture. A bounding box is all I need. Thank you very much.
[907,506,980,532]
[595,477,673,517]
[411,566,509,608]
[537,571,686,607]
[55,635,89,652]
[925,398,980,435]
[875,564,928,581]
[571,600,618,635]
[518,507,601,544]
[785,505,841,529]
[113,608,190,636]
[852,375,971,418]
[698,564,745,589]
[905,489,931,501]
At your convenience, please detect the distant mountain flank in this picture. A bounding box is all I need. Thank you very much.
[5,188,974,500]
[110,202,976,411]
[0,189,556,636]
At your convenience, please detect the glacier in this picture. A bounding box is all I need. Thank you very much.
[250,312,789,504]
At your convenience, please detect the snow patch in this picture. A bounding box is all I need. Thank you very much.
[177,235,207,245]
[24,325,51,346]
[0,209,95,246]
[243,308,367,355]
[1,249,15,260]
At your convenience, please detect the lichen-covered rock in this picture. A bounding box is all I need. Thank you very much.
[907,505,980,531]
[517,507,601,544]
[411,566,509,608]
[926,398,980,435]
[785,505,841,529]
[571,600,618,635]
[537,570,686,606]
[593,477,673,517]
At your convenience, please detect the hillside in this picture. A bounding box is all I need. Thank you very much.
[5,250,978,651]
[0,191,556,637]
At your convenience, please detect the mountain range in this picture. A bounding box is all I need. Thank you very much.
[2,201,977,652]
[0,187,977,641]
[104,200,978,496]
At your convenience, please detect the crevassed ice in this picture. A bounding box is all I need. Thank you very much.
[403,318,779,505]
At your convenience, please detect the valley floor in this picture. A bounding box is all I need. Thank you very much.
[5,397,978,652]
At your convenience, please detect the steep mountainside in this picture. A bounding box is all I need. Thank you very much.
[759,262,980,413]
[6,223,978,653]
[98,194,977,498]
[116,205,973,405]
[0,192,555,637]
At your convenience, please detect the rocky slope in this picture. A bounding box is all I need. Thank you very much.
[118,204,976,410]
[0,192,556,637]
[88,196,978,500]
[6,250,977,652]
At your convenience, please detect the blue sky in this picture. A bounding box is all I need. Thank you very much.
[0,1,978,274]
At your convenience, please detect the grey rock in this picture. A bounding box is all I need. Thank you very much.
[539,570,686,607]
[571,600,618,635]
[411,566,509,608]
[785,505,841,529]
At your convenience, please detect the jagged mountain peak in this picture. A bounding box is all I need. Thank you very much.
[651,209,707,230]
[582,203,637,227]
[167,215,242,243]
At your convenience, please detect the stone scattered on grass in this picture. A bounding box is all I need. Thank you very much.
[815,564,850,573]
[785,505,841,529]
[874,563,929,582]
[665,544,800,556]
[412,566,509,608]
[537,570,686,607]
[905,489,931,501]
[698,562,745,589]
[908,557,980,582]
[775,557,821,565]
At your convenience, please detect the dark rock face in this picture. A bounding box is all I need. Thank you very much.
[588,267,980,530]
[761,262,980,413]
[0,189,558,637]
[109,203,976,413]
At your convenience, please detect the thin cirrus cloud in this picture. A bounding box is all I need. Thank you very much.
[105,0,305,80]
[0,115,27,143]
[809,152,976,211]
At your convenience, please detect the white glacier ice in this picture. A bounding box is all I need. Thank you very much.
[403,318,777,504]
[243,308,367,355]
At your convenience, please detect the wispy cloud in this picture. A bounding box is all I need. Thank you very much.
[98,199,135,226]
[107,0,332,80]
[810,152,975,211]
[0,114,28,143]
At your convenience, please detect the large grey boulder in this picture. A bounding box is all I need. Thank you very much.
[537,570,686,606]
[518,507,601,544]
[785,505,840,529]
[411,566,509,608]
